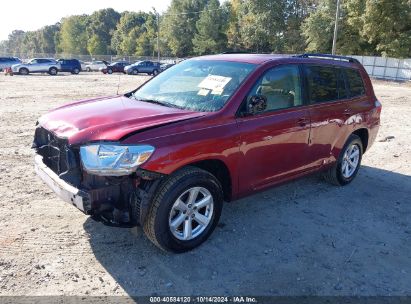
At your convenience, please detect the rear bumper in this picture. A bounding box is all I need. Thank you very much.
[34,154,91,214]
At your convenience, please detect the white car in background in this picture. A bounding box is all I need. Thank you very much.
[11,58,60,75]
[85,60,109,72]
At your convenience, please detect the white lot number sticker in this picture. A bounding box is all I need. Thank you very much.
[198,75,232,93]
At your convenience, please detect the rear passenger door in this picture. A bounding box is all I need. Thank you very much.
[237,64,311,192]
[303,64,362,168]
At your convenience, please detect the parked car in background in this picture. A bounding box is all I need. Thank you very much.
[57,59,82,74]
[85,60,108,72]
[11,58,60,75]
[100,61,129,74]
[33,53,381,252]
[125,61,161,75]
[79,60,88,71]
[0,57,21,71]
[160,63,175,72]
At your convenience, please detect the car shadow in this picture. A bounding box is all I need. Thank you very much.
[83,165,411,296]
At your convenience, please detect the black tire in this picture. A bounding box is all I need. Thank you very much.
[153,69,159,76]
[324,134,363,186]
[19,68,29,75]
[132,69,138,75]
[86,67,91,72]
[72,68,80,74]
[48,67,58,75]
[143,166,223,253]
[107,69,113,74]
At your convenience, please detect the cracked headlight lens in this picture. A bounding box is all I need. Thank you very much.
[80,144,155,176]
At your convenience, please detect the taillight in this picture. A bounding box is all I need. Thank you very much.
[375,99,382,108]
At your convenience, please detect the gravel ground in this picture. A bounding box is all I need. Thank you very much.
[0,73,410,297]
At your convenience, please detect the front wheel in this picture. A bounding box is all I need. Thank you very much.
[324,134,363,186]
[48,67,58,75]
[152,69,159,76]
[132,69,138,75]
[144,167,223,252]
[72,68,80,74]
[107,69,113,74]
[19,68,29,75]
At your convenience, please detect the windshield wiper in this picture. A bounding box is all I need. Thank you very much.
[133,96,184,109]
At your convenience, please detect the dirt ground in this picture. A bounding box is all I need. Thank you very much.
[0,72,410,297]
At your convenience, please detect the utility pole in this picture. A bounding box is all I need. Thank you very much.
[332,0,341,55]
[156,12,160,62]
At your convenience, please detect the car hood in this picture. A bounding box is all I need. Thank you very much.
[38,95,205,145]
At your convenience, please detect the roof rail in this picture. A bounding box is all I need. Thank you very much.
[293,53,360,64]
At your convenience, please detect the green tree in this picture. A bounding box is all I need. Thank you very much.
[237,0,287,52]
[135,13,158,56]
[301,0,335,53]
[283,0,317,53]
[362,0,411,57]
[86,8,121,55]
[226,0,243,51]
[192,0,228,55]
[161,0,210,57]
[111,11,149,55]
[59,15,89,54]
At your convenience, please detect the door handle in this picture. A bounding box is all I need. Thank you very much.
[297,117,309,127]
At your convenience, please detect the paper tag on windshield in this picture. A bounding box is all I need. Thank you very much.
[197,88,210,96]
[211,88,224,95]
[198,75,231,91]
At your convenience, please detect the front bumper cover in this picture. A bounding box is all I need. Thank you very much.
[34,154,91,214]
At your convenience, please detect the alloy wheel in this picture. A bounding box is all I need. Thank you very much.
[341,144,360,178]
[168,186,214,241]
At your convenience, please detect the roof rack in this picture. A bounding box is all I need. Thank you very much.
[293,53,360,64]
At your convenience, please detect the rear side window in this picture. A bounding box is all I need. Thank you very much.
[345,68,365,97]
[304,65,338,103]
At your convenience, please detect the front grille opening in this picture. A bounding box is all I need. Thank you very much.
[33,126,81,186]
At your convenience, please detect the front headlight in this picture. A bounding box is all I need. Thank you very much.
[80,144,155,176]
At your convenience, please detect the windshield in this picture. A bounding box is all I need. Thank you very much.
[130,59,256,112]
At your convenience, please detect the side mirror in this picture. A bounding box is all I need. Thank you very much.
[248,95,267,115]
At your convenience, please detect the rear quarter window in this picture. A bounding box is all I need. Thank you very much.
[345,68,365,97]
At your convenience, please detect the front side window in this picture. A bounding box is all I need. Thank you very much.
[131,59,256,112]
[245,65,302,113]
[345,68,365,97]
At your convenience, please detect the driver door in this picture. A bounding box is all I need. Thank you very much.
[236,64,311,193]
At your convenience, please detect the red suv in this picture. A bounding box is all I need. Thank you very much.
[33,53,381,252]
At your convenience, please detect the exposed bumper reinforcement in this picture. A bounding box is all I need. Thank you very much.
[34,154,90,214]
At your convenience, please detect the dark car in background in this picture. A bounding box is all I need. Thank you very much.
[124,61,161,75]
[100,61,129,74]
[0,57,21,71]
[57,59,82,74]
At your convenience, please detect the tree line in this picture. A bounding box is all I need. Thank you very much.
[0,0,410,58]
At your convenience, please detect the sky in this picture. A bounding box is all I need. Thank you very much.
[0,0,172,41]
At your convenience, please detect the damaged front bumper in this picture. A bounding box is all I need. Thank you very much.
[34,154,91,214]
[34,152,164,227]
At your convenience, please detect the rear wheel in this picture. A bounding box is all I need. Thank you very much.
[324,134,363,186]
[72,68,80,74]
[86,67,91,72]
[152,69,159,76]
[48,67,58,75]
[19,68,29,75]
[144,167,223,252]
